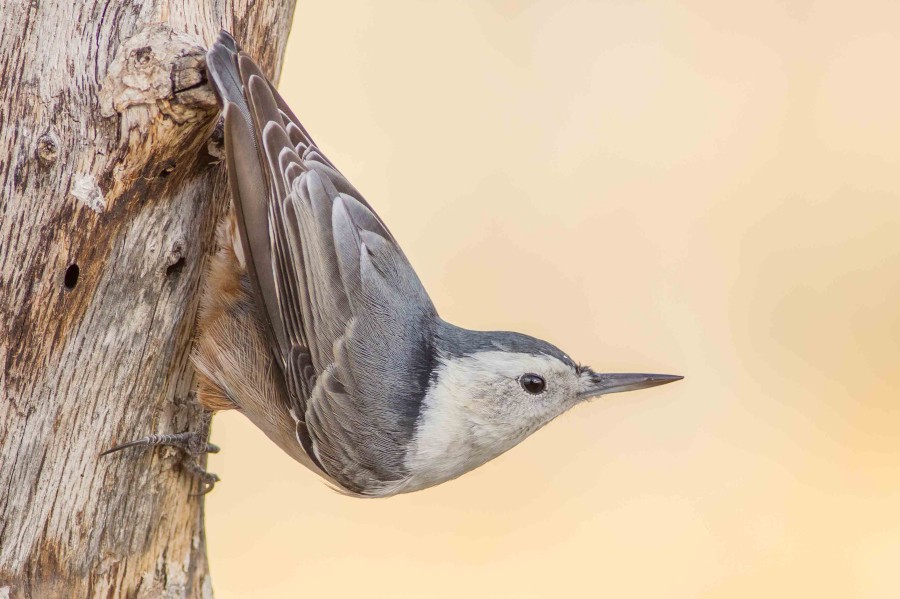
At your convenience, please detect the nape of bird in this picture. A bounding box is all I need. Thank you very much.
[103,31,682,498]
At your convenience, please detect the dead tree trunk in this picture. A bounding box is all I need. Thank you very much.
[0,2,295,597]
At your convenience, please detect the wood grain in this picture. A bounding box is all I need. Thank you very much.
[0,1,296,596]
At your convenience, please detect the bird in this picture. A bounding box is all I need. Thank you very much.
[103,31,682,498]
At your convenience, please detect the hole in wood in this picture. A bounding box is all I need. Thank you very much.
[134,46,152,65]
[64,264,80,289]
[166,257,185,278]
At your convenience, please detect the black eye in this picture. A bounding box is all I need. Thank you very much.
[520,373,546,394]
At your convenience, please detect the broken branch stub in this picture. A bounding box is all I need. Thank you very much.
[99,24,219,200]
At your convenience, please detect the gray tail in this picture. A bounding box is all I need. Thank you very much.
[206,31,243,109]
[206,31,258,149]
[205,31,286,358]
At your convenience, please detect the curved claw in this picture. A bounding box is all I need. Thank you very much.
[100,437,158,456]
[185,461,220,496]
[190,474,220,497]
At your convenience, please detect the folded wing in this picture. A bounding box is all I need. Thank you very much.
[207,32,437,494]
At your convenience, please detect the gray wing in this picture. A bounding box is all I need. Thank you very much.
[207,32,437,494]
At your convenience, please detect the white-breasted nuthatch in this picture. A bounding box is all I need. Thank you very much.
[104,31,682,497]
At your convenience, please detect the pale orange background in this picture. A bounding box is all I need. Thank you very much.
[205,2,900,597]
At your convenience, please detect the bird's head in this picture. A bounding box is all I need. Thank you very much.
[405,325,682,491]
[441,331,681,432]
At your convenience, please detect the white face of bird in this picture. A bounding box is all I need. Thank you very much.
[439,351,586,442]
[403,352,589,493]
[403,350,681,493]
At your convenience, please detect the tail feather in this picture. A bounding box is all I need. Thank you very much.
[207,31,288,357]
[206,32,250,121]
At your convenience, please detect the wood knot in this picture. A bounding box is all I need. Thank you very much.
[36,132,60,165]
[98,24,216,121]
[96,24,220,206]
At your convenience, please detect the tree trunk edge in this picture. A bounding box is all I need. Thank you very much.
[0,3,297,597]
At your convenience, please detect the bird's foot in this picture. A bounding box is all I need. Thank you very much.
[100,431,220,457]
[102,411,220,495]
[183,459,220,496]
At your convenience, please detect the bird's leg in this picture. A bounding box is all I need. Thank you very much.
[101,408,221,495]
[99,431,219,457]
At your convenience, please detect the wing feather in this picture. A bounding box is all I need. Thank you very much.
[207,31,437,494]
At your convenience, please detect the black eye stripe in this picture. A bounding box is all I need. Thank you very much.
[520,373,546,394]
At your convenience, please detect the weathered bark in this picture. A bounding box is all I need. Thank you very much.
[0,2,295,597]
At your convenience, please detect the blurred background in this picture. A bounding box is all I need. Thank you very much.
[206,1,900,597]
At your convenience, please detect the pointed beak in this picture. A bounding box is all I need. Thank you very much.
[579,371,683,399]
